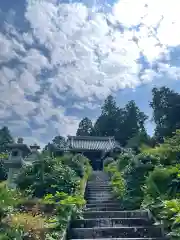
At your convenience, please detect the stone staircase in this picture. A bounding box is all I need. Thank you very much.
[68,171,167,240]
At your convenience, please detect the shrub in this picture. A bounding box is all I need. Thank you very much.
[121,153,156,209]
[43,191,86,232]
[111,171,126,199]
[0,182,24,221]
[59,154,89,178]
[16,156,79,198]
[144,166,180,200]
[116,153,134,172]
[0,160,7,181]
[103,157,114,169]
[160,199,180,238]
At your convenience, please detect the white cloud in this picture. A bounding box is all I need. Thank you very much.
[0,0,180,144]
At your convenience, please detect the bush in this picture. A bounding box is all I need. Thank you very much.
[144,166,180,200]
[103,157,114,169]
[111,171,126,199]
[116,153,134,172]
[16,155,79,198]
[42,191,86,233]
[0,160,7,181]
[59,154,89,178]
[0,182,24,221]
[160,199,180,238]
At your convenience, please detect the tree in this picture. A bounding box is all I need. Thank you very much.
[150,87,180,142]
[92,96,148,147]
[76,117,93,136]
[0,126,14,153]
[123,101,147,138]
[115,101,148,146]
[52,135,66,148]
[43,136,66,157]
[93,95,119,137]
[126,131,152,153]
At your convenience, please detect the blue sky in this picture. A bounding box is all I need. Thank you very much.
[0,0,180,147]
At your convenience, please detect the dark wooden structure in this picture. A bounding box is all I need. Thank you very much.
[54,136,121,170]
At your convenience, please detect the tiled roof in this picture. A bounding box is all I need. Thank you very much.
[67,136,118,152]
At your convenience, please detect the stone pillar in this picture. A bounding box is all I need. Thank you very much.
[6,147,23,188]
[4,138,31,189]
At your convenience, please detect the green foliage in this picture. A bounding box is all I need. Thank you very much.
[93,95,148,146]
[160,199,180,238]
[16,155,79,198]
[141,130,180,165]
[126,131,152,153]
[144,166,180,200]
[105,161,126,199]
[150,87,180,142]
[0,182,24,221]
[43,135,66,157]
[0,160,7,181]
[0,127,14,153]
[0,227,24,240]
[110,171,126,199]
[76,117,93,136]
[43,191,86,232]
[59,154,89,178]
[116,153,133,172]
[103,157,114,169]
[121,153,157,208]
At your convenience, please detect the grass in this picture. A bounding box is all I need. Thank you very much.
[4,212,49,240]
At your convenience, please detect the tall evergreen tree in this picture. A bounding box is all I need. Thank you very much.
[93,96,148,146]
[93,95,119,137]
[76,117,93,136]
[150,87,180,142]
[0,126,14,153]
[115,100,148,146]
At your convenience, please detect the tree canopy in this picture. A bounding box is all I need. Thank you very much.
[150,87,180,142]
[76,117,93,136]
[77,95,149,147]
[0,126,14,153]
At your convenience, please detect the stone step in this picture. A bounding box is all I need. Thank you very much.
[86,192,112,195]
[87,198,116,204]
[71,218,153,228]
[86,189,112,193]
[86,200,120,205]
[88,177,110,180]
[87,182,110,184]
[83,210,149,219]
[85,192,112,196]
[70,226,163,239]
[70,238,168,240]
[85,206,125,211]
[87,196,115,201]
[86,192,113,198]
[86,184,111,187]
[86,203,121,208]
[86,187,112,191]
[87,185,110,188]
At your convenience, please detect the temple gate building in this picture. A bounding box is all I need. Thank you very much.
[54,136,121,170]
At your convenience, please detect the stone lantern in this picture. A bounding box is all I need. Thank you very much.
[4,138,31,188]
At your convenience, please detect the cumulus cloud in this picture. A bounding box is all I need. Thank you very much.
[0,0,180,144]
